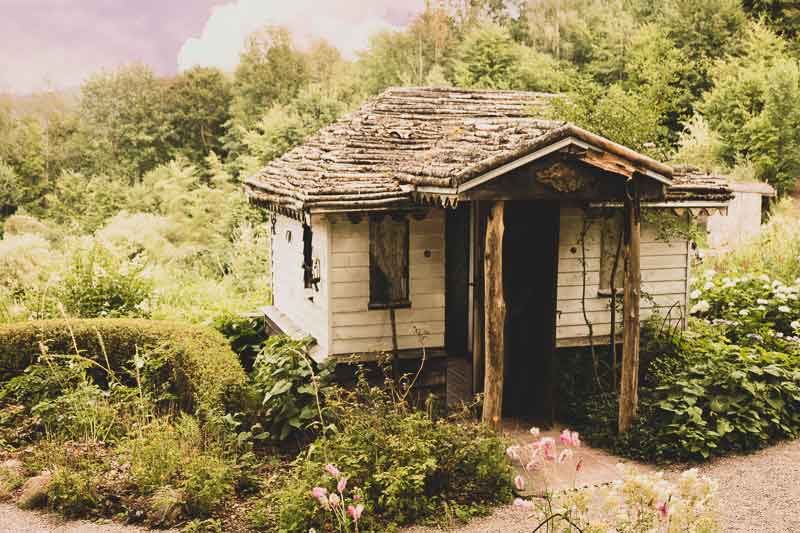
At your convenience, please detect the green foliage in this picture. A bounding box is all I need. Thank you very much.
[47,463,101,518]
[572,272,800,462]
[231,27,309,130]
[271,380,512,532]
[164,66,232,167]
[78,64,172,178]
[251,336,333,441]
[701,22,800,194]
[55,244,154,319]
[0,319,246,411]
[708,200,800,281]
[181,454,236,516]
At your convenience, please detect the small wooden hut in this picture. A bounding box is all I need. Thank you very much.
[245,87,731,430]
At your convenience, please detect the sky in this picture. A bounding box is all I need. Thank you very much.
[0,0,427,95]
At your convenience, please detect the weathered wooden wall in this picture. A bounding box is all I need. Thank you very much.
[272,213,330,355]
[328,210,446,355]
[556,206,688,346]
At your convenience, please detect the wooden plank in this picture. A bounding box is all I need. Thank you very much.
[410,277,446,295]
[557,280,686,300]
[331,293,445,313]
[333,321,445,340]
[331,252,370,268]
[482,201,505,431]
[333,307,444,327]
[557,307,684,327]
[556,294,685,314]
[619,185,641,434]
[331,334,445,355]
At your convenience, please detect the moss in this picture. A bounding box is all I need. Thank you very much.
[0,319,246,412]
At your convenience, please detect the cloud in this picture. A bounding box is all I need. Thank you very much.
[177,0,427,72]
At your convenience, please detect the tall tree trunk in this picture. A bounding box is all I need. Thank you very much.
[482,201,505,431]
[619,182,641,433]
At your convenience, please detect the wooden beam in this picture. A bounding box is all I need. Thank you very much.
[619,181,642,433]
[482,201,505,431]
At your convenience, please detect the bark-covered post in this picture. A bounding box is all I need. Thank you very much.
[482,201,505,431]
[619,180,642,433]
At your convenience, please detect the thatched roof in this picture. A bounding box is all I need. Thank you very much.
[666,166,736,204]
[244,87,727,213]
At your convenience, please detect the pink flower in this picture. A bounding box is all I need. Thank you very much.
[657,501,669,521]
[347,503,365,521]
[571,431,581,448]
[513,497,534,509]
[557,448,573,464]
[559,429,573,446]
[337,477,347,493]
[325,463,341,478]
[540,437,556,461]
[329,493,341,507]
[311,487,329,507]
[514,474,526,491]
[529,426,540,437]
[353,494,361,502]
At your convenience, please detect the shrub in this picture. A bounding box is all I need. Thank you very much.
[124,420,187,493]
[48,464,101,518]
[271,381,512,532]
[55,244,154,318]
[181,454,236,517]
[0,319,246,412]
[251,335,333,441]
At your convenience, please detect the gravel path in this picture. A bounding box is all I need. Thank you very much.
[697,438,800,533]
[404,439,800,533]
[0,504,154,533]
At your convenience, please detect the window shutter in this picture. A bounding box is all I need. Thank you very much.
[369,215,410,308]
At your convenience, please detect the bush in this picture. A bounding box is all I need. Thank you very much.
[573,312,800,462]
[270,381,512,532]
[55,244,154,319]
[181,454,236,516]
[0,319,246,412]
[251,335,333,442]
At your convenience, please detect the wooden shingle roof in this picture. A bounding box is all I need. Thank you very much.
[244,87,729,213]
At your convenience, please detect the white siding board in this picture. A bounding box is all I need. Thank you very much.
[271,214,331,356]
[556,207,689,341]
[327,210,446,356]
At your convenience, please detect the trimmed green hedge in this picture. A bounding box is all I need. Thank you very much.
[0,319,246,411]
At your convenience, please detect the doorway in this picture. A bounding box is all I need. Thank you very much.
[502,201,560,423]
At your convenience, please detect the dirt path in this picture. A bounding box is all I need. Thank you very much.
[3,440,799,532]
[0,504,155,533]
[405,438,800,533]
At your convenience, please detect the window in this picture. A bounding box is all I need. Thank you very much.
[598,212,624,296]
[369,214,410,309]
[302,224,316,289]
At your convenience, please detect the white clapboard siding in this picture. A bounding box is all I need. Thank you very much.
[556,207,689,343]
[271,213,330,355]
[328,210,446,356]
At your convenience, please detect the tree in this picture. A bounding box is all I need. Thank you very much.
[701,22,800,194]
[231,26,309,130]
[165,67,232,167]
[78,64,172,178]
[661,0,747,98]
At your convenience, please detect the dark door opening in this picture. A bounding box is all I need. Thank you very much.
[502,201,559,424]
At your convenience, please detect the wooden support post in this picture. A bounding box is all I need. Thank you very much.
[482,201,505,431]
[619,181,642,433]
